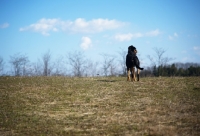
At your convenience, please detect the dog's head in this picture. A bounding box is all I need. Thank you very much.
[128,45,136,52]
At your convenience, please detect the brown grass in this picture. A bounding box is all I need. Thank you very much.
[0,76,200,135]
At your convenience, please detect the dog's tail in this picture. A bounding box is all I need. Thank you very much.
[133,56,144,70]
[139,67,144,70]
[135,65,144,70]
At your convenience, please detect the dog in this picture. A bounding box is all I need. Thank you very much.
[126,45,144,81]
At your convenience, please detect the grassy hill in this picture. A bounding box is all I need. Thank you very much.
[0,76,200,135]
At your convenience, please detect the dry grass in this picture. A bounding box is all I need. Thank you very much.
[0,76,200,135]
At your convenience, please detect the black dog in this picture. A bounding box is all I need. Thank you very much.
[126,45,144,81]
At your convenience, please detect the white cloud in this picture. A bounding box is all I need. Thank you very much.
[182,57,191,62]
[71,18,124,33]
[114,29,161,42]
[145,29,160,36]
[0,23,9,29]
[20,18,61,36]
[114,33,143,41]
[20,18,125,36]
[193,46,200,51]
[168,35,173,40]
[133,33,143,38]
[169,32,178,40]
[174,32,178,37]
[80,37,92,50]
[193,46,200,55]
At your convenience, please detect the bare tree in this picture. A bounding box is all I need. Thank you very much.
[52,55,66,76]
[0,57,4,75]
[147,47,174,67]
[67,51,86,77]
[32,59,43,76]
[84,60,100,77]
[9,53,29,76]
[147,47,175,76]
[118,48,127,76]
[42,50,52,76]
[101,54,116,76]
[110,61,117,76]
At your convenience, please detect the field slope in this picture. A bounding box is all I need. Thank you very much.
[0,76,200,135]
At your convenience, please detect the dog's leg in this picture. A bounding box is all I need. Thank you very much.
[133,67,136,81]
[137,69,140,81]
[130,67,133,81]
[131,67,136,81]
[127,69,131,81]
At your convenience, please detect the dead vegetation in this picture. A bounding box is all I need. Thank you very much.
[0,76,200,135]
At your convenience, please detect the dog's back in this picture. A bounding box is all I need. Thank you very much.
[126,50,136,68]
[126,46,136,68]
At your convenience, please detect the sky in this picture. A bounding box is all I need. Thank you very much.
[1,0,200,70]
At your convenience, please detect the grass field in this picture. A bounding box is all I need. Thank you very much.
[0,76,200,136]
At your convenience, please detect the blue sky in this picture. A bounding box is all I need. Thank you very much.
[1,0,200,69]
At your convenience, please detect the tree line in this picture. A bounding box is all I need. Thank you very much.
[142,47,200,77]
[0,50,124,77]
[140,63,200,77]
[0,48,200,77]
